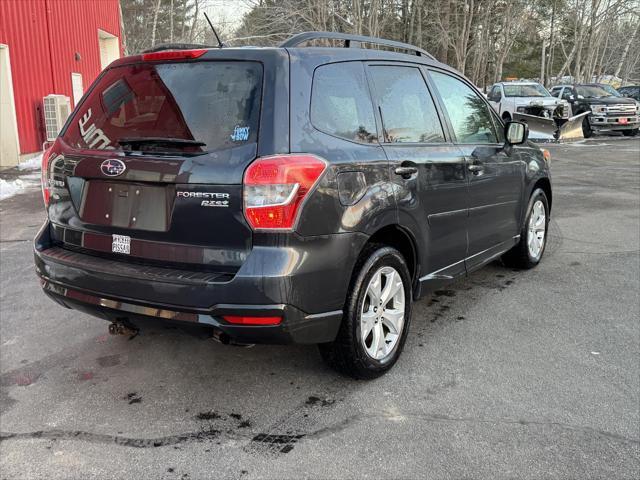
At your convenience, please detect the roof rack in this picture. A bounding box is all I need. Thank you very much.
[280,32,436,60]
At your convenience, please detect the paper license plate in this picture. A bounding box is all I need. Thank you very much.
[112,234,131,254]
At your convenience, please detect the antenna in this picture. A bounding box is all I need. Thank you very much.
[203,12,224,48]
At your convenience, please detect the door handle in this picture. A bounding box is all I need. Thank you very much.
[394,166,418,178]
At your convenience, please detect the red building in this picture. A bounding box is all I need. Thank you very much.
[0,0,123,167]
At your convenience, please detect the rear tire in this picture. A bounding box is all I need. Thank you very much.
[622,129,638,137]
[318,245,412,379]
[502,188,550,269]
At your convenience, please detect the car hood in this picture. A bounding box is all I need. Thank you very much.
[582,96,637,105]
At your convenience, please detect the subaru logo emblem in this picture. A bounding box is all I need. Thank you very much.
[100,159,126,177]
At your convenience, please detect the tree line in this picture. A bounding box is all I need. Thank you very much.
[120,0,640,88]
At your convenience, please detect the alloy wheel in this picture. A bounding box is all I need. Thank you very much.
[360,266,405,360]
[527,200,546,259]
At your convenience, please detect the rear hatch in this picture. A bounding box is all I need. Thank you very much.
[46,55,263,273]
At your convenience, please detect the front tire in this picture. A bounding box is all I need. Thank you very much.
[502,188,550,269]
[582,116,593,138]
[318,245,412,379]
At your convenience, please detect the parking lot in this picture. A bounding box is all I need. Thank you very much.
[1,136,638,479]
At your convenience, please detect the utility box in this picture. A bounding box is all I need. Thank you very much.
[43,94,71,142]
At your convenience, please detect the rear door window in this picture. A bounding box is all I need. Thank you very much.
[368,65,445,143]
[61,61,263,153]
[429,70,499,144]
[310,62,377,143]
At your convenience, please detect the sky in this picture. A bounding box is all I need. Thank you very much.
[203,0,252,32]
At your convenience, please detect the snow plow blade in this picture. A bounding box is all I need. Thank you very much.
[556,112,590,142]
[513,113,557,142]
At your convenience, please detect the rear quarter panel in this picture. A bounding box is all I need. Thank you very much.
[287,51,398,237]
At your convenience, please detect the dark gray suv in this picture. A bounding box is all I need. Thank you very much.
[35,32,552,379]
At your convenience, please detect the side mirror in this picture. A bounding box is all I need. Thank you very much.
[505,121,528,145]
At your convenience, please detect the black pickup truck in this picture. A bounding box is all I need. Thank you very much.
[550,84,639,137]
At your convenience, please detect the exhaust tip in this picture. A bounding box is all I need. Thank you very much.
[211,329,254,348]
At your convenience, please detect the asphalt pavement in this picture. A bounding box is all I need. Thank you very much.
[1,136,638,479]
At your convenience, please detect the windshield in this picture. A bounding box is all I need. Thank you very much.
[599,84,621,97]
[576,85,612,98]
[503,84,550,97]
[61,61,262,153]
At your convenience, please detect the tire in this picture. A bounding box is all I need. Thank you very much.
[622,129,638,137]
[582,115,593,138]
[318,245,412,379]
[502,188,550,269]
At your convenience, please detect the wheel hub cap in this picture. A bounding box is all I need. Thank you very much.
[527,200,546,259]
[360,266,405,360]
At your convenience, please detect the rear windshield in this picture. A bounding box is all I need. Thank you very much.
[62,61,262,153]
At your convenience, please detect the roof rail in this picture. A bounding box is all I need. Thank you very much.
[280,32,436,60]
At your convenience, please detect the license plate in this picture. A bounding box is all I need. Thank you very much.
[619,118,629,124]
[112,234,131,254]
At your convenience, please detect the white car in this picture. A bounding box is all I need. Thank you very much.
[487,82,570,121]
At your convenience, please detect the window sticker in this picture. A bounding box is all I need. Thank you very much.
[230,125,250,142]
[78,108,114,150]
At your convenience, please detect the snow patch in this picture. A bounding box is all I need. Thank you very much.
[0,175,40,201]
[17,153,43,171]
[0,178,27,200]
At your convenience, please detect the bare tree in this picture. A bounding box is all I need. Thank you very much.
[613,16,640,78]
[120,0,640,84]
[151,0,162,47]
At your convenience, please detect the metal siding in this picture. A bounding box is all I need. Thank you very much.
[0,0,53,155]
[0,0,122,154]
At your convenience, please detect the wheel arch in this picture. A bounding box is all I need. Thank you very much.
[533,177,552,213]
[356,224,420,298]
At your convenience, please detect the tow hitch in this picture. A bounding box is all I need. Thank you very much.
[108,321,139,337]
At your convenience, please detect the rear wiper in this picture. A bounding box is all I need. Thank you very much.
[117,137,206,147]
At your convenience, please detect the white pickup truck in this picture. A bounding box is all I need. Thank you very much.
[487,81,574,140]
[488,81,570,121]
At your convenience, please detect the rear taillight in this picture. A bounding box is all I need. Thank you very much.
[243,154,327,231]
[41,148,53,207]
[222,315,282,326]
[142,49,207,61]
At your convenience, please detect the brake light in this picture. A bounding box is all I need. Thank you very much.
[142,49,207,62]
[243,154,327,230]
[222,315,282,326]
[41,148,53,207]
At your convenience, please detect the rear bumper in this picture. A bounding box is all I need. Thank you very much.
[35,222,368,344]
